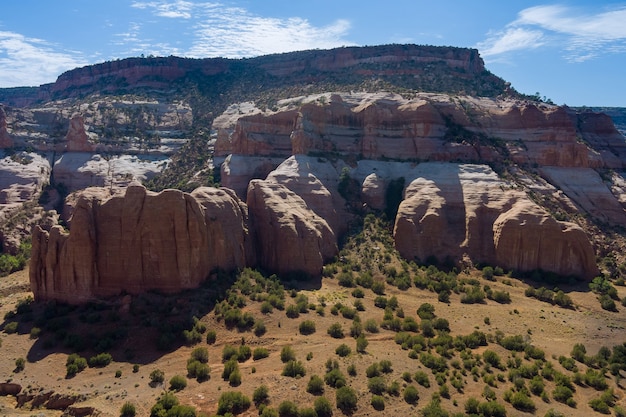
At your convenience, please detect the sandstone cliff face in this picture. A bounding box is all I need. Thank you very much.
[493,201,598,278]
[214,92,623,170]
[0,106,13,148]
[30,184,254,302]
[392,163,599,279]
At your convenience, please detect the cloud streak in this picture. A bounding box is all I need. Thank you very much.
[130,1,354,58]
[477,4,626,62]
[0,31,87,87]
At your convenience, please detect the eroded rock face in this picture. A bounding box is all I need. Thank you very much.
[393,163,598,278]
[30,184,254,302]
[0,106,13,148]
[247,180,337,277]
[493,202,599,278]
[64,114,94,152]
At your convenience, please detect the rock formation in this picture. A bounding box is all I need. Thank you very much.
[0,105,13,148]
[30,184,254,303]
[392,163,598,279]
[493,201,598,278]
[64,114,94,152]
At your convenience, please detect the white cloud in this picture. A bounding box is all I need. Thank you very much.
[131,0,199,19]
[132,1,354,58]
[0,31,88,87]
[477,4,626,62]
[477,27,545,57]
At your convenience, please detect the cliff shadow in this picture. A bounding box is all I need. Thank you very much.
[2,269,276,366]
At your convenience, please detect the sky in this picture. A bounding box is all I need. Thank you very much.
[1,1,625,106]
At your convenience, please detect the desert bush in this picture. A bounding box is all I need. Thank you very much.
[552,385,574,403]
[327,323,344,338]
[120,401,136,417]
[414,370,431,387]
[403,385,419,404]
[89,352,112,368]
[356,335,368,353]
[417,303,436,320]
[206,329,216,344]
[253,384,269,406]
[255,320,267,336]
[325,368,347,388]
[313,396,333,417]
[278,400,299,417]
[499,334,527,351]
[282,360,306,378]
[336,344,352,357]
[222,359,239,380]
[371,394,385,410]
[352,288,364,298]
[229,369,242,386]
[169,374,187,391]
[364,319,379,333]
[191,347,208,363]
[508,390,535,412]
[14,357,25,372]
[368,376,387,394]
[307,375,325,395]
[299,320,316,335]
[285,304,300,318]
[371,281,385,295]
[4,321,18,334]
[149,369,165,385]
[336,386,358,414]
[280,346,296,363]
[217,391,251,415]
[253,347,270,360]
[222,344,239,362]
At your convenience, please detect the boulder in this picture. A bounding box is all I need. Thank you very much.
[0,382,21,396]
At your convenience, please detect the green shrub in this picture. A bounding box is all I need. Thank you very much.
[255,320,267,336]
[499,334,527,351]
[217,391,251,415]
[307,374,325,395]
[222,344,239,362]
[149,369,165,385]
[253,347,270,360]
[371,281,385,295]
[325,368,347,388]
[282,360,306,378]
[187,359,210,381]
[364,319,379,333]
[314,396,333,417]
[253,384,269,406]
[222,359,239,380]
[403,385,419,404]
[336,386,358,414]
[327,323,344,338]
[552,385,574,403]
[278,400,299,417]
[280,346,296,363]
[509,391,535,412]
[336,343,352,357]
[356,335,368,353]
[191,347,208,363]
[206,329,216,344]
[4,321,18,334]
[368,376,387,394]
[169,374,187,391]
[371,395,385,410]
[88,352,112,368]
[414,370,430,387]
[120,401,136,417]
[229,369,242,386]
[237,345,252,362]
[14,357,25,372]
[299,320,316,335]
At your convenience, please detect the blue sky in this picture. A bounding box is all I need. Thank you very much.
[1,1,625,106]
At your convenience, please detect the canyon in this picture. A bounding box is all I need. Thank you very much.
[0,45,624,302]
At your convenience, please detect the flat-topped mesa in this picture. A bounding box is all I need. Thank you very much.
[30,184,255,303]
[215,93,625,169]
[2,44,496,106]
